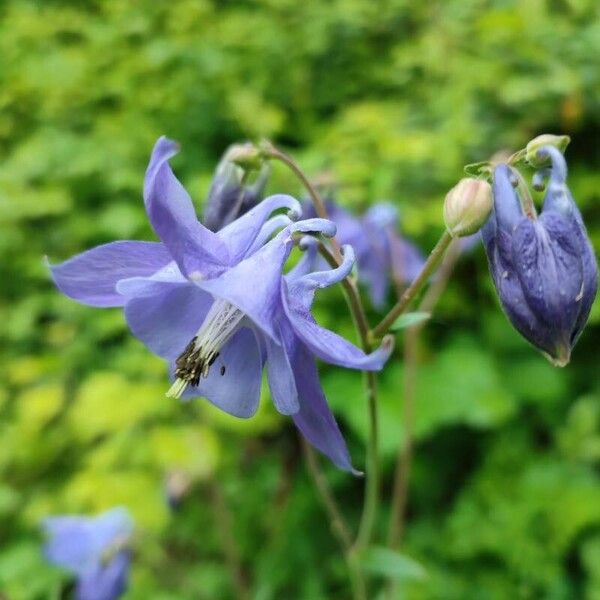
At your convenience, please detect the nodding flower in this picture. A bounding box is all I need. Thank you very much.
[43,508,134,600]
[48,137,392,471]
[481,145,598,366]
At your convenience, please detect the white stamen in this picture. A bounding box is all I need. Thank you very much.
[167,299,244,399]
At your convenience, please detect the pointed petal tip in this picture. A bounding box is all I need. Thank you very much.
[544,345,571,368]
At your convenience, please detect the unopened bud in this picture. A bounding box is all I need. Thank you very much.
[525,134,570,168]
[443,178,493,238]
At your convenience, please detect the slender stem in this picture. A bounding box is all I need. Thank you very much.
[318,243,382,554]
[387,239,462,550]
[260,141,343,263]
[301,438,367,600]
[317,242,371,349]
[355,370,379,550]
[265,142,381,575]
[371,231,453,340]
[210,481,250,600]
[301,437,353,551]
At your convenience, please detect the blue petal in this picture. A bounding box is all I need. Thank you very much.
[76,552,130,600]
[144,137,228,278]
[388,234,426,285]
[492,164,523,234]
[217,194,301,262]
[290,340,357,473]
[284,294,392,371]
[265,320,299,415]
[123,281,212,361]
[193,220,335,342]
[286,244,355,309]
[181,327,263,418]
[47,241,172,307]
[43,508,133,577]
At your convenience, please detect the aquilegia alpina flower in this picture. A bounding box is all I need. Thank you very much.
[49,137,392,470]
[481,145,598,366]
[202,142,270,232]
[43,507,133,600]
[304,200,425,308]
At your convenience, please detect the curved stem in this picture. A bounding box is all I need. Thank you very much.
[264,142,382,559]
[260,141,343,262]
[371,231,453,340]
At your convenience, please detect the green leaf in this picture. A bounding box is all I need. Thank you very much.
[360,546,427,581]
[391,312,431,331]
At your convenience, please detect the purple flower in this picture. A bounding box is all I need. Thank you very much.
[202,143,270,232]
[304,201,425,308]
[49,137,392,470]
[43,508,133,600]
[481,146,598,365]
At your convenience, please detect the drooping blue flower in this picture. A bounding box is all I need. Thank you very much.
[43,507,133,600]
[481,146,598,365]
[49,137,392,470]
[304,200,425,308]
[202,143,270,232]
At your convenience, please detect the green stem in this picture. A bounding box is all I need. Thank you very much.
[265,142,378,592]
[371,231,453,340]
[354,370,379,551]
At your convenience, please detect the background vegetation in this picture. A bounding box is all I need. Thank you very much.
[1,1,599,598]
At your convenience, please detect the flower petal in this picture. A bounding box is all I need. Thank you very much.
[265,320,299,415]
[218,194,301,261]
[43,508,132,577]
[182,327,263,418]
[124,282,212,361]
[47,241,172,307]
[286,244,355,309]
[290,341,357,473]
[144,137,228,278]
[492,164,523,234]
[76,552,130,600]
[286,306,393,370]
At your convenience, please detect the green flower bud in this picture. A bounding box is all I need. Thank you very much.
[443,178,493,238]
[525,134,570,168]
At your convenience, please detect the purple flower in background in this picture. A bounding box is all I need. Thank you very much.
[304,201,425,308]
[43,508,133,600]
[49,137,392,470]
[202,143,270,232]
[481,146,598,365]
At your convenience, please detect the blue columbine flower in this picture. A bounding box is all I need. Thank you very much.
[202,143,270,232]
[304,200,425,308]
[43,507,133,600]
[49,137,392,470]
[481,145,598,365]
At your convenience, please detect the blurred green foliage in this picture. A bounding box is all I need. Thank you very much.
[1,0,599,598]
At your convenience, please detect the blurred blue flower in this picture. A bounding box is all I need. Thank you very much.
[304,200,425,308]
[49,137,392,470]
[482,146,598,365]
[43,507,133,600]
[202,143,270,232]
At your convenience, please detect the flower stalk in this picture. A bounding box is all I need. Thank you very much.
[371,230,454,341]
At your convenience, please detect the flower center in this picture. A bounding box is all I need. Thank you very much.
[167,299,244,399]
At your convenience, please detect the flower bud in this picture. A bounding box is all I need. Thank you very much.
[443,178,493,238]
[525,134,570,168]
[202,143,270,232]
[481,148,597,366]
